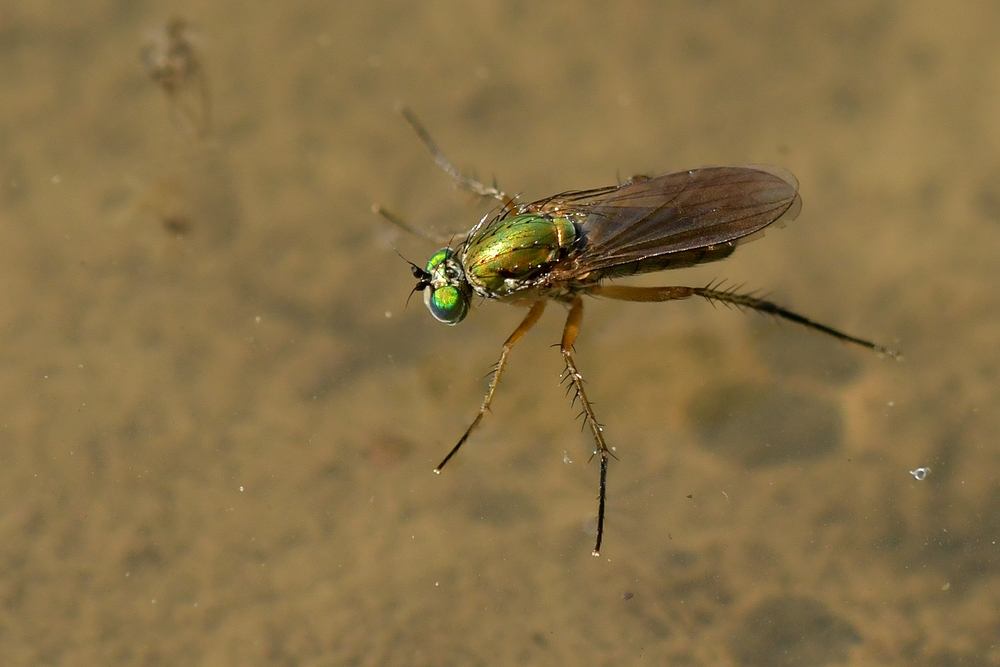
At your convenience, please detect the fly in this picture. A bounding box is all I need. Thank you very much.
[375,108,899,556]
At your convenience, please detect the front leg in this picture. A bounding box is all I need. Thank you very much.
[434,301,547,472]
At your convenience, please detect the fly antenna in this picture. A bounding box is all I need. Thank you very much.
[393,249,431,310]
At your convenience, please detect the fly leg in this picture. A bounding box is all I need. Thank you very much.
[371,204,458,245]
[373,108,519,243]
[435,301,547,473]
[560,296,612,556]
[587,284,900,358]
[399,107,519,215]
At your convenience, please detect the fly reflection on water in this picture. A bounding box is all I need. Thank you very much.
[377,109,900,555]
[142,16,211,140]
[135,17,240,249]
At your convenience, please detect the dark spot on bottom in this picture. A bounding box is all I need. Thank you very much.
[162,215,191,235]
[467,489,538,526]
[689,382,842,467]
[730,596,861,667]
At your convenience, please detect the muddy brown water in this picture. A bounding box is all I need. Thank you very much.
[2,2,998,665]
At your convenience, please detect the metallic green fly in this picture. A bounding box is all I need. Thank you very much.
[376,108,899,556]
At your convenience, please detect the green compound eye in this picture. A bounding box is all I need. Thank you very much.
[427,285,468,324]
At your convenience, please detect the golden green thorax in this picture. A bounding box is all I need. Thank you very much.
[462,213,577,297]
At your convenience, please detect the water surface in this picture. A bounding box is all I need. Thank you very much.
[1,2,998,665]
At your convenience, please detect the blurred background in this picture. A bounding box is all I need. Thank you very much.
[1,1,998,665]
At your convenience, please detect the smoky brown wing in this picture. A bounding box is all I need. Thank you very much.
[556,166,800,273]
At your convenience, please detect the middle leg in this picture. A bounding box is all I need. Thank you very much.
[560,296,612,556]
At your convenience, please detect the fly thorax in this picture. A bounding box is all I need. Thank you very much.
[464,213,578,297]
[422,247,472,325]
